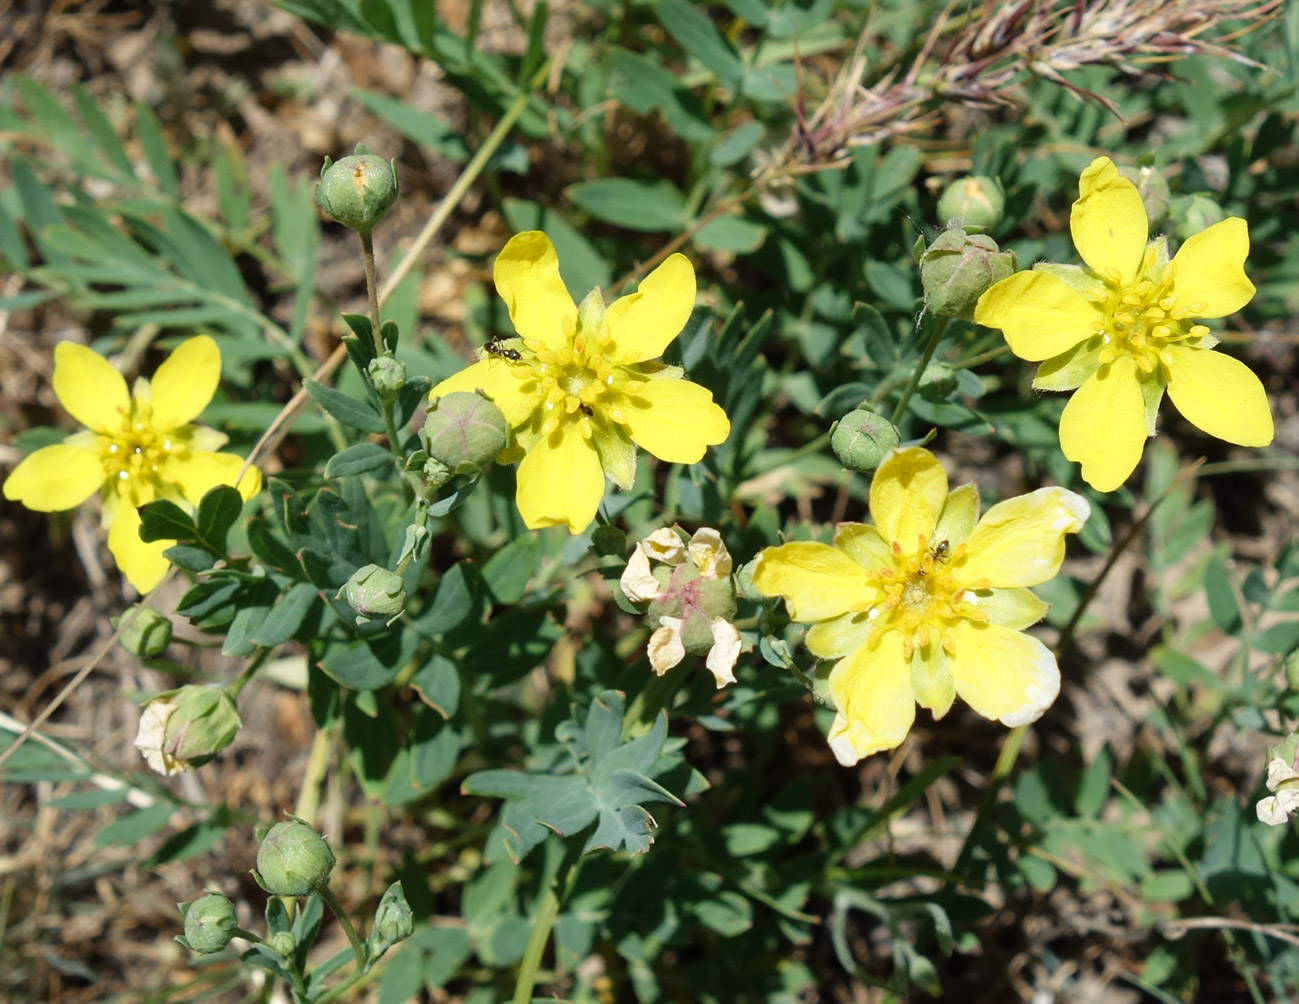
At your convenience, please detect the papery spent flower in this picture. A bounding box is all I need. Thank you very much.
[975,156,1272,492]
[1257,731,1299,826]
[430,232,730,533]
[134,684,242,776]
[753,447,1089,764]
[3,337,261,591]
[621,527,741,688]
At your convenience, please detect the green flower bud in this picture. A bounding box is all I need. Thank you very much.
[936,175,1004,229]
[919,228,1017,321]
[270,931,297,958]
[1121,166,1171,227]
[115,605,172,657]
[422,391,508,473]
[831,409,900,474]
[1171,193,1226,243]
[810,662,836,710]
[369,881,414,958]
[336,563,407,627]
[135,685,242,776]
[367,355,406,401]
[254,818,336,897]
[919,362,957,399]
[590,523,628,558]
[734,557,762,601]
[315,144,399,235]
[179,893,238,954]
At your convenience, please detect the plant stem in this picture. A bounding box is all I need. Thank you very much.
[621,666,688,740]
[950,722,1027,881]
[294,726,333,825]
[888,314,950,426]
[315,882,368,971]
[359,231,384,356]
[227,647,270,700]
[511,848,582,1004]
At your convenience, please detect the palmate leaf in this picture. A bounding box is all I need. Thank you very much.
[463,691,685,864]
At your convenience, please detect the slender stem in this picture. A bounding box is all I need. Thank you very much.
[359,231,384,355]
[621,666,689,740]
[315,883,368,970]
[950,722,1028,881]
[294,726,333,825]
[511,850,582,1004]
[888,314,950,426]
[227,647,270,700]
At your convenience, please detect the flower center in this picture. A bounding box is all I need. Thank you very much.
[98,411,183,499]
[1091,244,1210,376]
[863,535,990,660]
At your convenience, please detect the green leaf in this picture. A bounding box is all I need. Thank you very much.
[1073,744,1112,818]
[95,802,175,848]
[351,88,470,162]
[305,379,387,434]
[134,102,179,199]
[325,442,395,478]
[481,532,540,604]
[1204,554,1242,634]
[1255,621,1299,656]
[657,0,744,88]
[252,582,320,647]
[163,543,221,573]
[693,215,767,253]
[413,561,483,636]
[195,485,244,551]
[137,500,197,542]
[567,178,685,232]
[411,652,461,717]
[319,630,417,691]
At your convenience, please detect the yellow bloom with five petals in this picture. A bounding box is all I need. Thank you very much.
[430,232,730,533]
[3,336,261,592]
[975,156,1272,492]
[752,447,1088,765]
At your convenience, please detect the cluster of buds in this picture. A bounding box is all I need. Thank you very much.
[620,527,742,688]
[134,685,242,776]
[1257,731,1299,826]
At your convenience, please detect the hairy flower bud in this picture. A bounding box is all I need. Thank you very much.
[115,605,172,657]
[254,818,336,896]
[179,893,238,954]
[315,144,398,235]
[1171,193,1226,243]
[369,881,414,958]
[918,228,1017,321]
[270,931,297,958]
[367,355,406,401]
[135,685,241,776]
[937,175,1004,229]
[337,563,407,627]
[831,409,900,473]
[422,391,509,473]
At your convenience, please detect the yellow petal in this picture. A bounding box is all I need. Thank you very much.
[620,378,729,463]
[975,271,1099,362]
[149,335,221,430]
[515,422,605,532]
[959,487,1090,588]
[807,612,872,660]
[831,522,891,569]
[171,451,262,504]
[1058,356,1147,493]
[1170,218,1254,319]
[52,342,130,433]
[108,498,171,593]
[869,447,946,554]
[966,587,1050,631]
[912,644,955,719]
[948,621,1059,726]
[493,231,577,351]
[825,631,915,764]
[430,359,539,429]
[3,444,103,511]
[1164,344,1273,447]
[933,482,980,547]
[752,541,878,622]
[603,253,696,364]
[1070,157,1148,285]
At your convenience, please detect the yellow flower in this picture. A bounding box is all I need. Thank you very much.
[752,447,1088,764]
[3,336,261,592]
[430,232,730,532]
[975,156,1272,492]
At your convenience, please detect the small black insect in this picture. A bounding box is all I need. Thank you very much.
[930,539,950,562]
[483,338,521,361]
[579,403,594,417]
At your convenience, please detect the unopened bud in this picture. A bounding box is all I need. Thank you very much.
[115,605,172,657]
[367,355,406,400]
[831,409,900,473]
[369,882,414,958]
[1121,166,1171,227]
[270,931,297,958]
[1171,193,1226,243]
[919,228,1017,321]
[336,563,407,627]
[254,818,336,897]
[422,391,508,473]
[919,362,958,399]
[135,685,241,776]
[179,893,238,954]
[315,144,399,235]
[591,523,628,558]
[936,176,1004,229]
